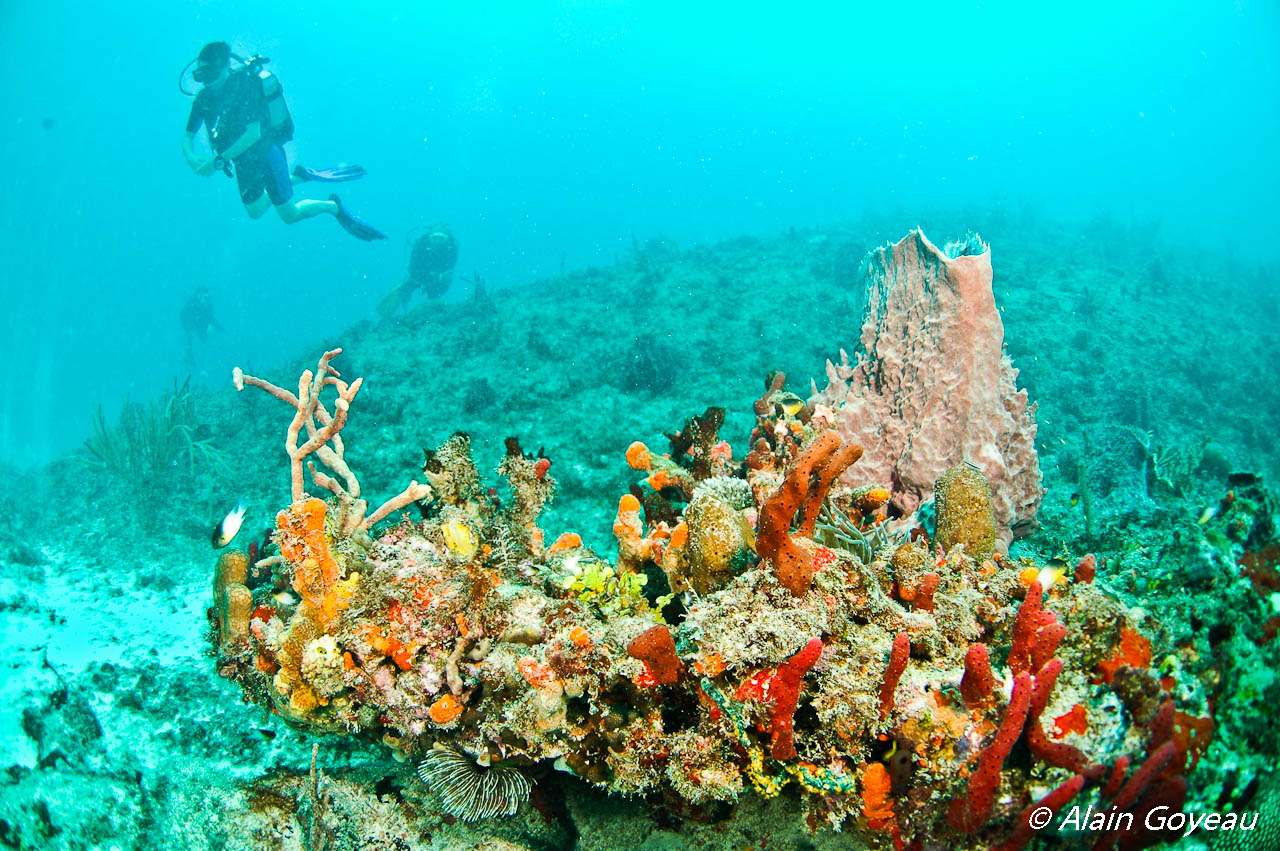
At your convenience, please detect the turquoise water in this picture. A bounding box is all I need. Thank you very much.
[0,2,1278,849]
[2,0,1277,467]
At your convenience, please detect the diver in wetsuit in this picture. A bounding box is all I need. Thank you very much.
[180,41,385,240]
[378,225,459,317]
[180,286,222,367]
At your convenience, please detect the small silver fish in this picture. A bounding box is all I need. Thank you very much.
[212,501,247,548]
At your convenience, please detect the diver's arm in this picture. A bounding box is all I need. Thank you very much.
[182,131,216,177]
[219,121,262,160]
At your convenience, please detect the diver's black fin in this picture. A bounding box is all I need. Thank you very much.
[377,283,411,318]
[293,164,366,183]
[330,195,387,241]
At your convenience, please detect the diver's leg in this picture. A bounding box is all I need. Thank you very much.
[245,195,271,219]
[275,198,338,224]
[237,155,272,219]
[264,144,335,224]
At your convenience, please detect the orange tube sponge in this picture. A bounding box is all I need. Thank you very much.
[861,762,895,829]
[757,432,862,596]
[914,571,941,612]
[613,494,644,541]
[797,439,864,537]
[277,498,342,629]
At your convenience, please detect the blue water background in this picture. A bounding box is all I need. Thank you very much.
[0,0,1277,468]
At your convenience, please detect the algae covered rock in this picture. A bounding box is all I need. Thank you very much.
[934,464,996,560]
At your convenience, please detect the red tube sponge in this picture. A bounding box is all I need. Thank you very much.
[1101,757,1130,800]
[915,572,942,612]
[1008,580,1044,675]
[1026,658,1089,773]
[960,643,996,709]
[1030,620,1067,675]
[1111,741,1177,813]
[949,671,1034,833]
[993,774,1086,851]
[879,632,911,720]
[1093,743,1181,851]
[766,637,823,760]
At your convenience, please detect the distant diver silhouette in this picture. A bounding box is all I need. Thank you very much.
[378,225,459,317]
[180,286,223,367]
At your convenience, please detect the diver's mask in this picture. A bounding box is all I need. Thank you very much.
[180,48,269,96]
[192,62,227,85]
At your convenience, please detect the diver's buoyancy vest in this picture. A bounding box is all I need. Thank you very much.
[210,66,295,152]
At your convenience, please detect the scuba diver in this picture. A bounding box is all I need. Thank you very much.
[378,225,459,317]
[180,286,222,367]
[180,41,385,241]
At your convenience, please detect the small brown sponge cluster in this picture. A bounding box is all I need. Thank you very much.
[213,549,252,649]
[684,490,752,595]
[273,616,323,715]
[934,464,997,561]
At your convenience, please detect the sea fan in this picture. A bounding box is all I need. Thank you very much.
[417,746,530,821]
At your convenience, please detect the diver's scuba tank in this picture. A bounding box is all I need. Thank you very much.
[242,55,295,145]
